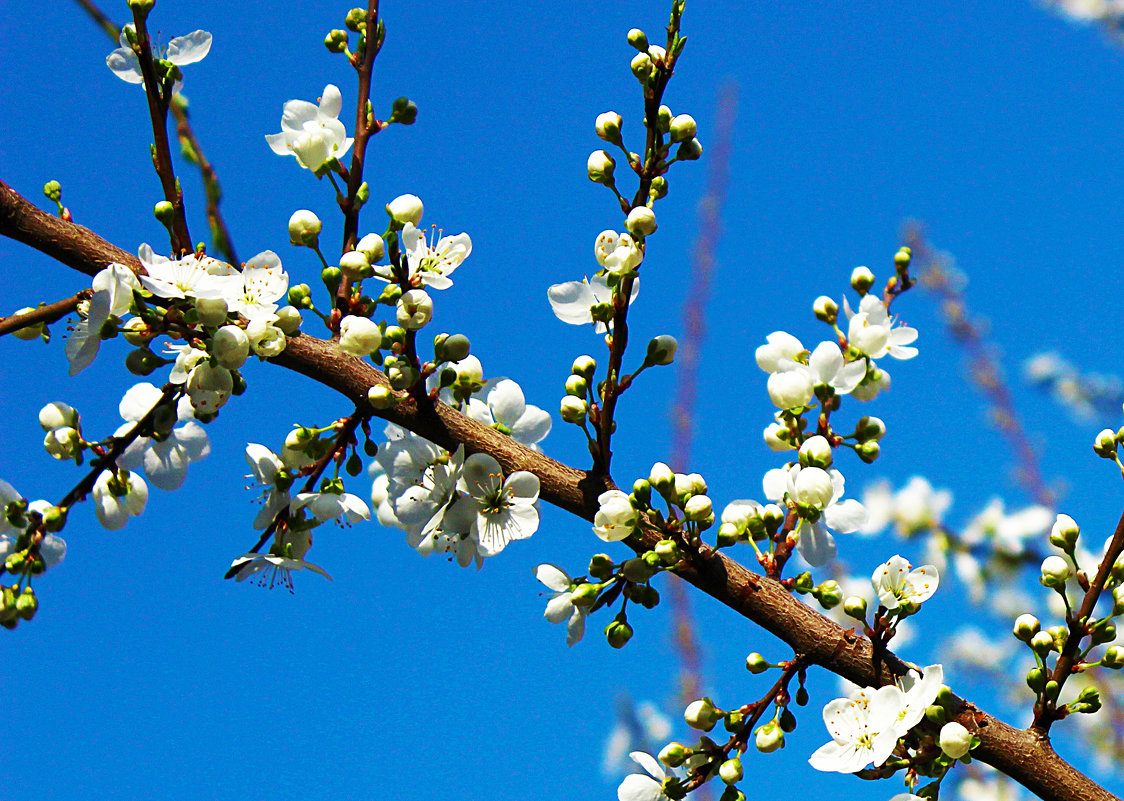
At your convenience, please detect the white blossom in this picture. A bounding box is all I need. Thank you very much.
[873,555,939,610]
[446,453,539,557]
[844,294,919,360]
[594,490,638,542]
[291,490,370,524]
[376,222,471,290]
[229,528,330,590]
[594,230,643,274]
[224,251,288,321]
[266,84,354,174]
[763,464,867,566]
[535,563,586,646]
[106,29,212,93]
[92,470,148,530]
[548,274,639,333]
[618,751,674,801]
[465,379,551,450]
[115,383,210,491]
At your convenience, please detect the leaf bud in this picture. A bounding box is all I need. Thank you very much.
[355,181,371,206]
[676,137,703,161]
[589,553,615,580]
[1012,613,1040,642]
[604,618,633,649]
[718,757,743,785]
[645,334,677,366]
[684,697,722,732]
[658,742,689,767]
[596,111,623,146]
[813,295,838,323]
[1040,555,1072,589]
[627,28,649,51]
[843,595,868,621]
[755,720,784,753]
[850,266,875,294]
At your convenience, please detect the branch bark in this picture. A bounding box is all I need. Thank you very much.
[0,177,1115,801]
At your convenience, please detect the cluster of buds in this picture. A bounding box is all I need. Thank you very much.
[39,402,85,463]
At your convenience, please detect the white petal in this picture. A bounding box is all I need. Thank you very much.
[547,280,595,325]
[534,563,571,592]
[318,83,343,119]
[106,48,143,83]
[167,30,212,65]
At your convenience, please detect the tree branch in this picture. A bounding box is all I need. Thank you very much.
[0,176,1116,801]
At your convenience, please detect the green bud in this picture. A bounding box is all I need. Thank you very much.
[154,200,175,227]
[389,97,418,125]
[42,505,67,533]
[1091,618,1117,646]
[792,572,814,594]
[605,618,633,649]
[1093,428,1117,458]
[630,52,654,82]
[627,28,649,51]
[1013,613,1040,642]
[1030,631,1055,657]
[325,29,349,52]
[564,375,587,397]
[1043,680,1060,702]
[850,266,875,294]
[622,556,656,584]
[595,111,623,146]
[658,742,688,767]
[924,704,947,726]
[570,582,600,608]
[855,415,887,441]
[857,440,881,463]
[631,479,651,507]
[645,335,677,366]
[287,284,313,309]
[367,386,396,410]
[894,247,911,271]
[589,554,615,581]
[125,347,165,376]
[654,539,680,565]
[1049,514,1080,551]
[718,757,743,785]
[43,180,62,202]
[815,580,843,609]
[649,176,668,199]
[1101,645,1124,669]
[127,0,154,11]
[745,652,769,674]
[438,333,471,363]
[344,8,366,30]
[716,521,739,548]
[4,552,25,574]
[15,587,37,620]
[813,295,838,324]
[676,137,703,161]
[843,595,868,621]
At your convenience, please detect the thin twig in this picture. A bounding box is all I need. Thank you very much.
[0,291,90,338]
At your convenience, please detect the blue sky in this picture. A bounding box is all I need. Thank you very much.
[3,1,1124,799]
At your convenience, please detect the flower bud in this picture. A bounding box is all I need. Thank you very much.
[718,757,743,785]
[798,435,833,468]
[125,348,163,376]
[676,137,703,160]
[649,462,674,494]
[1094,428,1118,457]
[1040,555,1072,588]
[39,402,78,431]
[288,210,322,247]
[588,553,614,580]
[813,295,838,323]
[604,618,633,649]
[857,440,881,463]
[595,111,623,145]
[368,385,396,409]
[352,232,385,264]
[894,247,911,271]
[194,296,228,327]
[627,28,649,51]
[843,595,868,621]
[274,306,303,335]
[684,494,713,522]
[397,289,433,330]
[745,652,769,674]
[767,370,814,409]
[587,150,616,185]
[43,180,62,202]
[630,52,654,82]
[386,193,424,226]
[939,722,973,759]
[559,395,587,424]
[622,556,656,584]
[669,114,696,143]
[755,721,784,753]
[1102,645,1124,669]
[570,583,600,607]
[339,250,370,280]
[855,415,886,441]
[564,375,587,397]
[212,325,249,369]
[9,307,45,341]
[658,742,688,767]
[815,580,843,609]
[684,698,722,732]
[625,206,657,236]
[850,266,875,294]
[344,8,367,30]
[339,315,382,356]
[154,200,174,227]
[44,427,81,460]
[571,355,596,379]
[649,176,668,199]
[324,29,349,52]
[1013,614,1040,642]
[645,335,677,366]
[1030,630,1056,656]
[15,587,38,621]
[1050,514,1080,550]
[654,539,681,565]
[763,422,793,452]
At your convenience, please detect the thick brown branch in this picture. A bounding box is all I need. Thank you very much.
[0,177,1116,801]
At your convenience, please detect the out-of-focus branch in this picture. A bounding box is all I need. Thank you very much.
[904,225,1058,508]
[0,292,90,338]
[0,177,1116,801]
